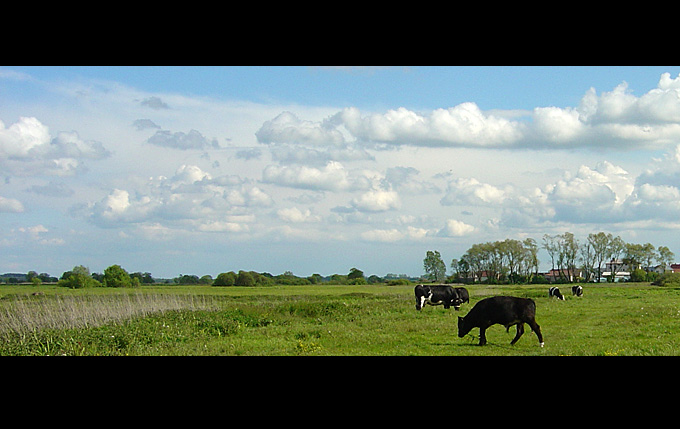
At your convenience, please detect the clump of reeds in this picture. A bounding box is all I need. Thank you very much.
[0,293,219,336]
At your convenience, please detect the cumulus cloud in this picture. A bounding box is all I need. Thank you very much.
[256,111,346,146]
[16,224,64,245]
[0,116,110,176]
[277,207,321,223]
[262,161,352,191]
[336,104,526,148]
[132,119,161,131]
[86,164,272,229]
[147,129,220,150]
[256,73,680,151]
[438,219,475,237]
[437,159,649,228]
[140,96,169,110]
[0,195,24,212]
[618,143,680,221]
[441,177,510,206]
[350,190,401,212]
[360,226,431,243]
[256,111,375,165]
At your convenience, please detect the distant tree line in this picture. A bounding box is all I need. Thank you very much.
[424,231,676,285]
[1,265,416,289]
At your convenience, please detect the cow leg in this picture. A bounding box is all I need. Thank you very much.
[478,327,487,346]
[510,323,524,345]
[528,320,544,347]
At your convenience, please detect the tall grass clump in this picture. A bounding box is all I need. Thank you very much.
[0,293,219,336]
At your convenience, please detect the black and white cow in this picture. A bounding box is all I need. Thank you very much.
[454,287,469,306]
[414,284,464,311]
[457,296,544,347]
[549,286,565,300]
[572,285,583,297]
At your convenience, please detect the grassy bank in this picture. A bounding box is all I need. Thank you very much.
[1,283,679,356]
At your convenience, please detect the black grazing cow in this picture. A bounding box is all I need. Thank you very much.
[549,286,565,300]
[572,285,583,297]
[457,296,544,347]
[454,287,469,306]
[414,284,463,311]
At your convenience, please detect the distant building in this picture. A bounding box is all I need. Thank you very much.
[545,268,583,283]
[601,259,630,282]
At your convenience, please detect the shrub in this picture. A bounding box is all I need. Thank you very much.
[652,272,680,287]
[235,270,255,286]
[103,264,135,288]
[630,268,648,282]
[213,272,236,286]
[58,266,101,289]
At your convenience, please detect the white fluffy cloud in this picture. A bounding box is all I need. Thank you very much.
[441,177,510,206]
[351,190,401,212]
[256,111,346,146]
[0,195,24,213]
[262,161,351,191]
[333,104,526,148]
[0,116,110,176]
[277,207,321,223]
[438,219,475,237]
[256,73,680,151]
[86,164,272,230]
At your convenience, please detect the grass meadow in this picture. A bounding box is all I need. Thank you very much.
[1,282,680,356]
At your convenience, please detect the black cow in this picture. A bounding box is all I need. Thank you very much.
[549,286,565,300]
[572,285,583,297]
[454,287,469,305]
[457,296,544,347]
[414,284,463,311]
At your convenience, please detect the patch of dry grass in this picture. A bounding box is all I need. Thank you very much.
[0,293,218,336]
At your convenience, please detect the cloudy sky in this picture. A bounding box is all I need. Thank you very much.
[3,66,680,279]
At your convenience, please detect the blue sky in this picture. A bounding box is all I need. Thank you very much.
[3,66,680,279]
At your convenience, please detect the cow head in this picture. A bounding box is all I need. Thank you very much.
[457,316,471,337]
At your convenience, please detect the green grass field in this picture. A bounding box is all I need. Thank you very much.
[1,282,679,356]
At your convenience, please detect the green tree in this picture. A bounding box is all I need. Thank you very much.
[175,274,200,285]
[657,246,675,271]
[348,267,364,281]
[103,264,134,288]
[213,271,236,286]
[131,272,154,284]
[522,238,540,282]
[588,232,611,282]
[58,265,101,289]
[607,236,626,281]
[307,273,323,284]
[235,270,256,286]
[424,250,446,282]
